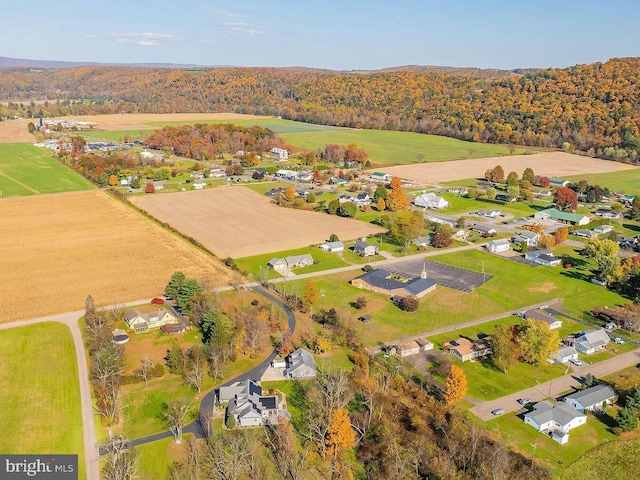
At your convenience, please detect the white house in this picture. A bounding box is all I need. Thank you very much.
[412,236,432,248]
[284,348,316,379]
[486,239,511,253]
[564,385,618,414]
[390,338,433,358]
[319,241,344,252]
[554,346,578,364]
[476,209,502,218]
[192,182,206,190]
[593,225,614,234]
[414,192,449,210]
[525,250,562,267]
[354,239,379,257]
[523,401,586,444]
[124,308,178,334]
[270,147,289,161]
[574,329,610,354]
[267,254,314,271]
[275,169,297,179]
[371,172,392,182]
[512,231,540,247]
[524,309,563,330]
[220,379,289,428]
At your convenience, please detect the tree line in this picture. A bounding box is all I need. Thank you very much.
[3,58,640,161]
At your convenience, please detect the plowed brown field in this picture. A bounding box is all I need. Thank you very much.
[0,191,231,322]
[131,187,385,258]
[373,152,637,183]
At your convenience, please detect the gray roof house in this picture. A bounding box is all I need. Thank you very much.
[512,231,540,246]
[220,379,289,428]
[319,241,345,252]
[354,239,379,257]
[284,348,317,379]
[554,346,578,364]
[523,401,587,444]
[124,308,177,334]
[574,329,610,354]
[351,268,437,299]
[414,192,449,210]
[525,249,562,267]
[524,310,563,330]
[268,254,314,270]
[564,385,618,413]
[412,236,432,248]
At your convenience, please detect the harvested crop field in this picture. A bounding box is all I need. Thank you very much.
[373,152,638,184]
[131,187,385,258]
[0,191,231,322]
[0,119,36,142]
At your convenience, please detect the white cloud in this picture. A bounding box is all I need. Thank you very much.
[111,32,179,46]
[204,6,243,18]
[220,22,270,35]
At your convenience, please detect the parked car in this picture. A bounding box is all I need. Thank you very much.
[491,408,506,415]
[517,398,531,405]
[570,358,583,366]
[614,337,625,345]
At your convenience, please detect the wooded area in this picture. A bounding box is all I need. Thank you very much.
[1,58,640,160]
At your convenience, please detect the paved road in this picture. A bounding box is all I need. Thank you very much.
[470,348,640,421]
[0,297,154,480]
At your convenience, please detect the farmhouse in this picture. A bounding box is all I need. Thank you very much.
[525,250,562,267]
[534,208,590,226]
[554,346,578,364]
[284,348,316,379]
[267,254,314,271]
[524,310,563,330]
[445,337,492,362]
[512,231,540,247]
[564,385,617,414]
[270,147,289,161]
[389,338,434,358]
[486,238,511,253]
[414,192,449,210]
[354,239,379,257]
[351,268,437,299]
[220,379,289,428]
[574,329,610,354]
[319,241,344,252]
[471,225,497,237]
[124,308,178,333]
[523,401,586,444]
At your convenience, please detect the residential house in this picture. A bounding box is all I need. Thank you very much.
[414,192,449,210]
[564,385,618,413]
[572,229,597,238]
[371,172,392,182]
[574,329,610,354]
[192,182,206,190]
[319,241,345,252]
[270,147,289,161]
[593,225,614,234]
[412,236,432,248]
[476,209,502,218]
[296,171,313,182]
[524,309,563,330]
[525,250,562,266]
[339,193,371,207]
[274,169,297,179]
[426,216,456,228]
[549,178,570,187]
[595,209,623,220]
[445,337,492,362]
[267,254,314,271]
[533,189,552,197]
[534,208,590,226]
[151,181,166,190]
[354,239,379,257]
[512,231,540,247]
[471,225,497,237]
[220,379,289,428]
[389,338,434,358]
[486,239,511,253]
[554,346,578,364]
[523,401,586,444]
[284,348,316,379]
[124,308,178,333]
[351,268,437,299]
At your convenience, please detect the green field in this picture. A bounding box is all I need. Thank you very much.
[147,117,343,134]
[80,130,153,141]
[0,143,94,197]
[0,323,84,478]
[559,437,640,480]
[565,168,640,195]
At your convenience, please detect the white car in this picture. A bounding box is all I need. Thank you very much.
[570,358,583,367]
[614,337,625,345]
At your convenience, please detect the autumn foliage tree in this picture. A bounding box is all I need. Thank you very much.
[386,182,409,212]
[144,182,155,193]
[444,364,467,405]
[555,186,578,211]
[284,186,296,202]
[554,226,569,245]
[325,408,356,461]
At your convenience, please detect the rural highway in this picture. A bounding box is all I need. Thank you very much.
[0,297,155,480]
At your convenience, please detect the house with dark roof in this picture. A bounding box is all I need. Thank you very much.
[523,401,586,444]
[525,249,562,266]
[284,348,316,379]
[353,239,379,257]
[524,309,563,330]
[565,385,617,413]
[574,329,610,354]
[219,379,289,428]
[351,268,437,299]
[471,225,497,237]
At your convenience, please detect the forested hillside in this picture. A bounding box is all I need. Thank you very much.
[1,58,639,160]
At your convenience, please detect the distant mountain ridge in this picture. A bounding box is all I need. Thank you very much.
[0,56,210,69]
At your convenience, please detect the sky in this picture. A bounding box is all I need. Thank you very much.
[1,0,638,70]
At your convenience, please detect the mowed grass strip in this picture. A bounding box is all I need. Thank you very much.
[0,322,84,478]
[559,435,640,480]
[281,129,519,165]
[0,143,94,197]
[565,168,640,194]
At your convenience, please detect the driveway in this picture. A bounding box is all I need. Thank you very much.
[471,348,640,421]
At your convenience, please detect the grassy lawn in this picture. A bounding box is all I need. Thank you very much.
[559,436,640,480]
[135,435,189,480]
[0,143,94,197]
[291,248,629,346]
[80,129,153,141]
[485,408,620,473]
[280,129,524,166]
[0,323,85,478]
[564,168,640,194]
[234,246,350,278]
[439,193,549,217]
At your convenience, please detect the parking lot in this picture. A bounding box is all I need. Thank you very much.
[386,258,493,292]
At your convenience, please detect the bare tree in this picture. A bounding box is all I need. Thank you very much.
[184,361,205,392]
[165,399,192,444]
[206,432,252,479]
[94,385,122,427]
[101,436,138,480]
[85,311,111,352]
[138,356,153,386]
[109,302,126,324]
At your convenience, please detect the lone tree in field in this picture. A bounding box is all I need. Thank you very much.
[444,365,467,405]
[165,399,192,444]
